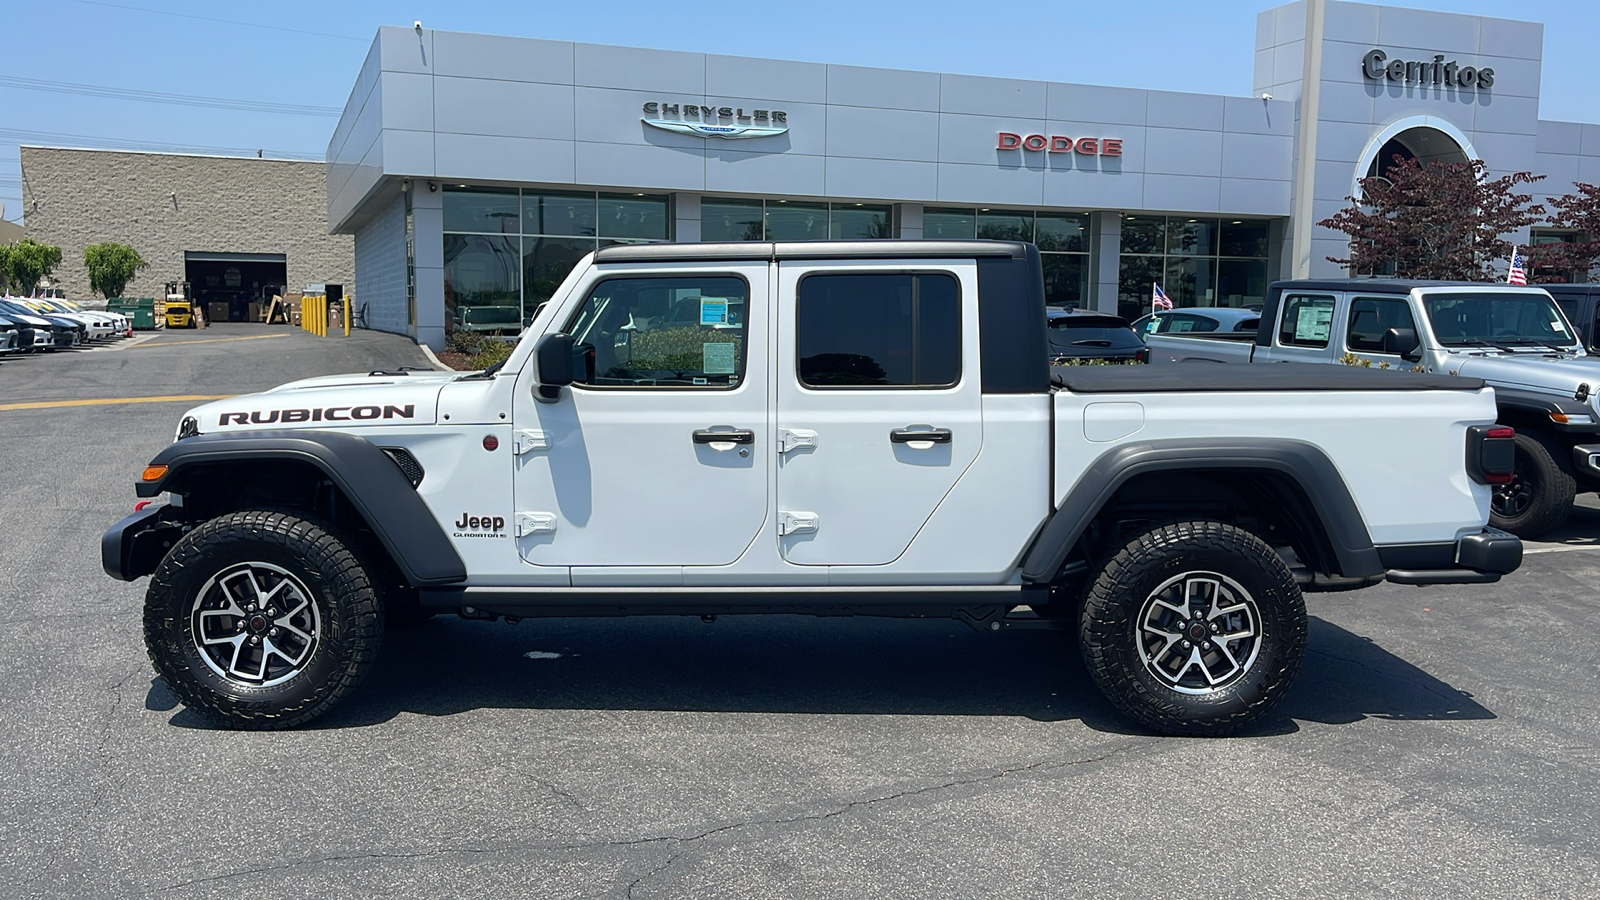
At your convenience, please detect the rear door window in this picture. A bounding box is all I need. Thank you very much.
[1345,297,1416,353]
[796,272,961,388]
[1278,294,1336,348]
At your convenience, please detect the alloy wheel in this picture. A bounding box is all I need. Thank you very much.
[1135,571,1262,695]
[190,562,322,687]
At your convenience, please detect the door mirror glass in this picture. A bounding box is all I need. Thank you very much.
[535,332,574,400]
[1383,326,1421,361]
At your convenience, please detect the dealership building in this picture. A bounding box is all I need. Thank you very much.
[326,0,1600,350]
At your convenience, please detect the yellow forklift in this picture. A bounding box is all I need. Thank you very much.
[164,281,199,328]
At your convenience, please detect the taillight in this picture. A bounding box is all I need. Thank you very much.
[1466,425,1516,485]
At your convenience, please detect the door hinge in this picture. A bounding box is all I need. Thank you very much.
[516,512,557,537]
[777,428,817,454]
[778,511,819,536]
[514,429,550,454]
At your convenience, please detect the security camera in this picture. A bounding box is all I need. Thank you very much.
[1260,92,1273,100]
[414,20,423,30]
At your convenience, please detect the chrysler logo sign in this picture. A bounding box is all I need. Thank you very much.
[641,102,788,140]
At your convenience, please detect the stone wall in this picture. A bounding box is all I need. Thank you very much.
[18,147,351,300]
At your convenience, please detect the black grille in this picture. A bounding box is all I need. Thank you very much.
[382,448,425,487]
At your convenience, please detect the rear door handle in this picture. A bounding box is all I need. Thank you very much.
[890,427,952,445]
[693,429,755,445]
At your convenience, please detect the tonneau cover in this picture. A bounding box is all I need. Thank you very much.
[1052,363,1485,393]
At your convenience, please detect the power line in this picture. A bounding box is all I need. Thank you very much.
[0,128,323,161]
[72,0,368,43]
[0,76,341,117]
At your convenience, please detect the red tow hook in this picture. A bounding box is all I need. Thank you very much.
[134,500,152,512]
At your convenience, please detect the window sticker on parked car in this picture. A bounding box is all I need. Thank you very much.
[1295,304,1333,342]
[699,297,728,326]
[702,341,736,374]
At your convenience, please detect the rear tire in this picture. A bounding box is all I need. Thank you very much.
[1490,431,1574,539]
[144,509,384,729]
[1080,520,1306,736]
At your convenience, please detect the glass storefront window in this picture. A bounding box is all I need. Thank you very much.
[1165,256,1219,306]
[1119,215,1165,255]
[976,210,1033,242]
[830,204,892,239]
[523,190,596,237]
[1167,218,1220,257]
[1217,258,1269,307]
[1118,214,1274,320]
[923,208,976,239]
[1117,256,1164,320]
[701,199,765,241]
[444,235,521,332]
[765,201,829,241]
[1036,212,1090,252]
[1042,254,1088,308]
[525,237,596,312]
[443,187,520,234]
[599,193,669,240]
[1220,219,1270,258]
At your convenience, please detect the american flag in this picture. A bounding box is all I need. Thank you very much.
[1508,248,1527,285]
[1152,283,1174,311]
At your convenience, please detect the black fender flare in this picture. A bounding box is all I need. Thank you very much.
[1493,387,1600,434]
[1020,438,1382,583]
[131,430,466,586]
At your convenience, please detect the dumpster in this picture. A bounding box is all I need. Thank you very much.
[108,297,166,330]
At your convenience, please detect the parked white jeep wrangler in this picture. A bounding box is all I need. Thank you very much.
[104,241,1522,735]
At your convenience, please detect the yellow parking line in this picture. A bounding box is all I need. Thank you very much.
[0,394,234,412]
[134,333,290,347]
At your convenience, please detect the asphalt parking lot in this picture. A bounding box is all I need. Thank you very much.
[3,324,1600,898]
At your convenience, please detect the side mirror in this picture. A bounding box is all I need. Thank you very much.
[1383,327,1421,362]
[534,332,573,401]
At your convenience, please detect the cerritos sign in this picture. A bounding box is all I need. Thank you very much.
[642,102,788,139]
[997,132,1123,156]
[1362,49,1495,89]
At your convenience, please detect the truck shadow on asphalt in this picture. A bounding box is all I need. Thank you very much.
[152,615,1493,734]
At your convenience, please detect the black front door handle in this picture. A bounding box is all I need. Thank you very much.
[693,429,756,444]
[890,428,953,444]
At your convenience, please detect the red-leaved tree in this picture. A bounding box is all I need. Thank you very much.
[1318,157,1545,280]
[1532,182,1600,283]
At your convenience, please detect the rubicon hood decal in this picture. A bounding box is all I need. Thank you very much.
[642,118,788,139]
[186,377,447,431]
[216,404,417,426]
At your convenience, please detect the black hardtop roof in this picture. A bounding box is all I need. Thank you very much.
[1540,283,1600,295]
[594,239,1030,264]
[1269,278,1556,295]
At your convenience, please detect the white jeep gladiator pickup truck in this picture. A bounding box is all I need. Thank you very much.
[1146,279,1600,538]
[103,241,1521,735]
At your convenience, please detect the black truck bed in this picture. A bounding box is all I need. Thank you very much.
[1051,363,1485,393]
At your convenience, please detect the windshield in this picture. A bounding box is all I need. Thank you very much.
[1422,291,1579,349]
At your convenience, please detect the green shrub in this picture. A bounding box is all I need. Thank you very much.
[467,338,513,371]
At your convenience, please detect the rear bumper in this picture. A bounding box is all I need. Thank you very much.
[1380,527,1523,586]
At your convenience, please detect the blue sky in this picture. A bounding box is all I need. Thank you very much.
[4,0,1598,225]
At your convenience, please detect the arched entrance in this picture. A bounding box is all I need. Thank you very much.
[1352,116,1478,197]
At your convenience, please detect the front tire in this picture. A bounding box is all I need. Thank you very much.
[1490,431,1575,538]
[1080,521,1306,736]
[144,510,384,729]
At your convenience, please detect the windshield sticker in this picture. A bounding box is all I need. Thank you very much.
[1295,305,1333,342]
[703,341,736,375]
[699,297,728,326]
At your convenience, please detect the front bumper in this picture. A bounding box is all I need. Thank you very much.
[1380,527,1523,586]
[101,504,184,581]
